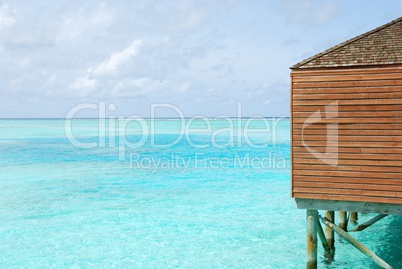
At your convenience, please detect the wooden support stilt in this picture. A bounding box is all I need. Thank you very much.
[338,211,348,231]
[319,214,394,269]
[351,214,388,232]
[316,217,331,256]
[324,211,335,251]
[306,210,317,269]
[350,212,358,223]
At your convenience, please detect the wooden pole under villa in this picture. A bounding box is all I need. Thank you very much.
[338,211,348,231]
[306,210,318,269]
[350,212,358,223]
[324,211,335,252]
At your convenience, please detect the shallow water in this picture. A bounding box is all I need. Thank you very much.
[0,119,400,268]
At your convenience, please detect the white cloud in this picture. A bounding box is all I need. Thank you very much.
[111,77,167,98]
[67,40,145,97]
[0,3,17,28]
[176,81,192,93]
[0,1,293,118]
[90,40,142,78]
[57,4,114,40]
[68,75,97,97]
[0,1,232,104]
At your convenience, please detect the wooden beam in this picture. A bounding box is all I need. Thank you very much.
[351,214,388,232]
[294,193,402,205]
[306,210,318,269]
[316,217,332,256]
[295,198,402,215]
[318,214,394,269]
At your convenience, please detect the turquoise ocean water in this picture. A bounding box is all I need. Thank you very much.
[0,119,401,268]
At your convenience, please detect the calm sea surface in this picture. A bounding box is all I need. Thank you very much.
[0,119,400,268]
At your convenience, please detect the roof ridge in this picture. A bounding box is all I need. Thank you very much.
[291,16,402,69]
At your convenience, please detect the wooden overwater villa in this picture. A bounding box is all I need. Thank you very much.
[290,17,402,268]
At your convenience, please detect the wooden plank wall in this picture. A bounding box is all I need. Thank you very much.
[291,65,402,205]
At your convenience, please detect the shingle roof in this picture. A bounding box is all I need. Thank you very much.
[291,16,402,69]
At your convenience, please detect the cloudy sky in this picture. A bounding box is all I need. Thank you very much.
[0,0,401,118]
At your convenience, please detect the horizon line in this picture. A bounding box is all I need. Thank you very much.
[0,116,290,120]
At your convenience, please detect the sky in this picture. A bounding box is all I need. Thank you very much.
[0,0,401,118]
